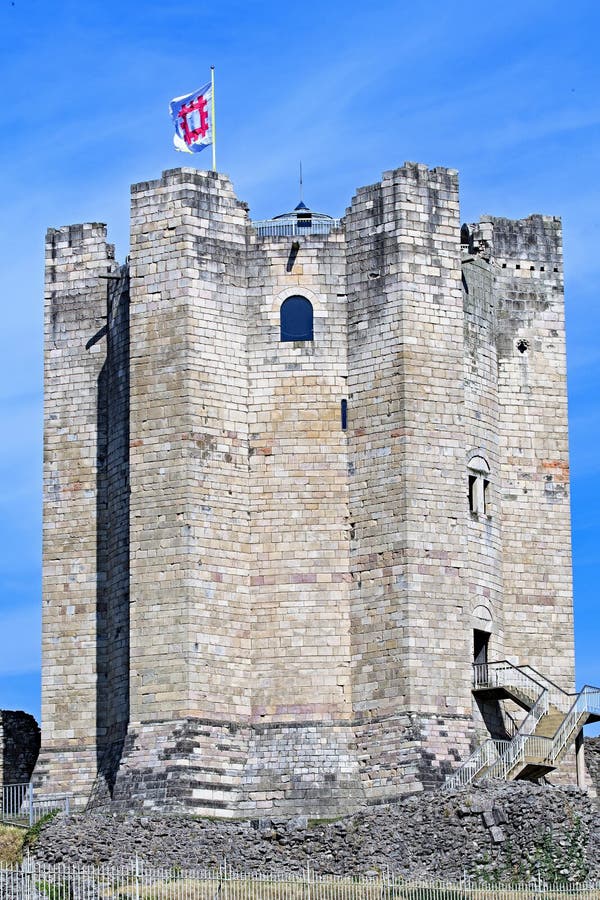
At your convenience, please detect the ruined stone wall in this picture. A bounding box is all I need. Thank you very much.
[584,737,600,794]
[0,711,40,789]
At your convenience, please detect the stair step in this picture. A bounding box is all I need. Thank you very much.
[453,664,600,791]
[533,704,566,738]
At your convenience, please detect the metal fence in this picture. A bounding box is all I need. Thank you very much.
[1,862,600,900]
[1,784,70,827]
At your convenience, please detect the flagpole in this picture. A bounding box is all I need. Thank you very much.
[211,65,216,172]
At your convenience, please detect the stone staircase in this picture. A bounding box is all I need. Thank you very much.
[444,661,600,790]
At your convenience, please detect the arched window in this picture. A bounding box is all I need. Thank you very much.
[280,295,313,342]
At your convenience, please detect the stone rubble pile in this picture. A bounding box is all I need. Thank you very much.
[30,781,600,882]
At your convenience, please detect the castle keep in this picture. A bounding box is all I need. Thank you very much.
[35,162,588,817]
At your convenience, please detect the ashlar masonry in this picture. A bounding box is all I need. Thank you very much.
[35,163,584,817]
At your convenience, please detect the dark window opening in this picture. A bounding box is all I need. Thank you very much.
[483,478,489,512]
[517,339,529,354]
[474,629,489,665]
[280,295,314,342]
[341,399,348,431]
[473,629,490,684]
[468,475,477,513]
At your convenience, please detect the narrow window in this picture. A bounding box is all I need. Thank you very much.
[280,295,314,342]
[341,399,348,431]
[468,475,487,516]
[467,455,491,517]
[468,475,477,513]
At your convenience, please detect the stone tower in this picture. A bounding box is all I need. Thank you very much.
[35,163,578,817]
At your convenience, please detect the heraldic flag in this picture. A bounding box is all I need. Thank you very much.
[170,80,213,154]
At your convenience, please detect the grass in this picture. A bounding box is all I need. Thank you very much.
[0,823,25,864]
[85,877,600,900]
[21,811,60,855]
[1,864,599,900]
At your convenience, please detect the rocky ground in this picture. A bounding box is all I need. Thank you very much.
[29,780,600,883]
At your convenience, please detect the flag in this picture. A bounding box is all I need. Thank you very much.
[169,82,213,154]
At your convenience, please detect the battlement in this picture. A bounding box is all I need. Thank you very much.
[35,164,576,817]
[464,214,562,267]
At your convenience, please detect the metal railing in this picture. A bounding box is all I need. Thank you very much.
[1,861,599,900]
[473,661,546,703]
[252,218,341,238]
[485,690,550,781]
[444,739,510,790]
[547,687,600,766]
[1,783,70,828]
[446,661,600,789]
[446,662,549,790]
[517,665,573,713]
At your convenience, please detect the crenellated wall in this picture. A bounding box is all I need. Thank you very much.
[35,166,577,816]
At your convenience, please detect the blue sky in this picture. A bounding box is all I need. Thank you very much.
[0,0,599,725]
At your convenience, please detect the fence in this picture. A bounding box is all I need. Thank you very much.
[1,862,600,900]
[1,784,70,828]
[252,218,341,238]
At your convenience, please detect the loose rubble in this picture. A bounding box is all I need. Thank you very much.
[30,781,600,882]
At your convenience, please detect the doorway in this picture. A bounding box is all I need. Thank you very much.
[473,629,490,686]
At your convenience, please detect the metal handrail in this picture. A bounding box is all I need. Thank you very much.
[444,740,510,790]
[486,689,549,779]
[252,218,341,238]
[445,661,549,789]
[473,660,548,699]
[517,664,574,712]
[446,661,600,788]
[548,686,600,764]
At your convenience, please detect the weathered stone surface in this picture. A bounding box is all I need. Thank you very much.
[585,737,600,794]
[31,782,599,883]
[0,711,40,789]
[35,165,579,817]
